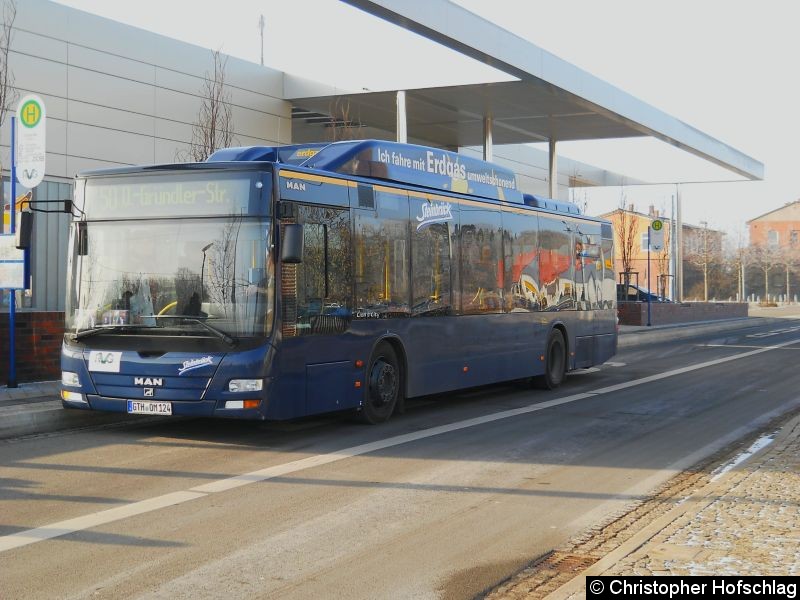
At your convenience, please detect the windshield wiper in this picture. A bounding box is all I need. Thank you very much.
[73,324,158,341]
[144,315,238,347]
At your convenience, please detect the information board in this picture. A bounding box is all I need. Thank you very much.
[0,234,25,289]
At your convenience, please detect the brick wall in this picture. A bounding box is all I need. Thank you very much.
[0,311,64,383]
[618,302,747,326]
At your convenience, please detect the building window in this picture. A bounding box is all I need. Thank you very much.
[768,230,779,248]
[791,230,799,246]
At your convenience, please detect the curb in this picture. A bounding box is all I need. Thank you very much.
[617,317,787,349]
[0,400,149,440]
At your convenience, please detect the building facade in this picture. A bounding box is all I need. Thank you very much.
[748,200,800,249]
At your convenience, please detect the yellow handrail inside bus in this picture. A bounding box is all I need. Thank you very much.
[158,301,178,315]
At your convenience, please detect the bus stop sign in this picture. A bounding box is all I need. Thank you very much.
[649,219,665,250]
[16,94,46,189]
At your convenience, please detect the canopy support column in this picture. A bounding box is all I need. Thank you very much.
[483,115,493,162]
[548,139,558,198]
[676,184,684,302]
[396,90,407,143]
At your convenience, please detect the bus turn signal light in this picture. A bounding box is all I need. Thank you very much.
[243,399,261,409]
[355,359,364,368]
[355,380,362,388]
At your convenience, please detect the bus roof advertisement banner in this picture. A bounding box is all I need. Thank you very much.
[16,95,46,189]
[315,141,523,204]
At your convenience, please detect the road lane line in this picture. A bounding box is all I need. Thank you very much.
[700,344,800,350]
[2,337,799,553]
[0,491,205,553]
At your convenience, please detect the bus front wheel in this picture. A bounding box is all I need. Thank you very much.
[533,329,566,390]
[359,342,401,424]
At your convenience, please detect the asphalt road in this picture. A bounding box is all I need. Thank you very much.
[2,319,800,599]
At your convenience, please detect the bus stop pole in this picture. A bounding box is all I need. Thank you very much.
[8,116,17,388]
[647,226,652,327]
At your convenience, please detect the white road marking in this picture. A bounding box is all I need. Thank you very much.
[710,432,776,481]
[1,336,799,554]
[0,491,205,553]
[701,344,800,350]
[569,367,601,376]
[604,362,626,367]
[746,325,800,338]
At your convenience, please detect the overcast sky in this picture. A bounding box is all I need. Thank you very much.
[54,0,800,241]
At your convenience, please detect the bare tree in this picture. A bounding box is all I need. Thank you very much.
[326,97,363,142]
[777,245,800,303]
[750,243,782,303]
[569,179,589,214]
[614,199,638,288]
[178,49,235,162]
[724,230,748,302]
[0,0,17,170]
[684,222,723,301]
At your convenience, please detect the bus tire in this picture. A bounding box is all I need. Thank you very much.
[533,329,566,390]
[358,342,401,424]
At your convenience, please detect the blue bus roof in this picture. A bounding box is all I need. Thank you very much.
[207,143,329,165]
[210,140,523,204]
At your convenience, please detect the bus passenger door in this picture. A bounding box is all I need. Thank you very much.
[573,225,600,368]
[279,203,357,416]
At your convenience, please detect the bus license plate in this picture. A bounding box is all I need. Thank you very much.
[127,400,173,415]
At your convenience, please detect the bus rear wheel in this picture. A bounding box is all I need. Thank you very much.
[533,329,566,390]
[358,342,401,424]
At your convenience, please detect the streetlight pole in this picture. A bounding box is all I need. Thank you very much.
[700,220,708,302]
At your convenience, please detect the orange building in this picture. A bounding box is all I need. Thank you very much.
[748,200,800,248]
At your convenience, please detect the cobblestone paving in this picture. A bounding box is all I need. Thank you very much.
[488,415,800,599]
[607,419,800,577]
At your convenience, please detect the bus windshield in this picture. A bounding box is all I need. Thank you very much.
[65,217,273,339]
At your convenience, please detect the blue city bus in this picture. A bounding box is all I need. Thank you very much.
[61,140,617,424]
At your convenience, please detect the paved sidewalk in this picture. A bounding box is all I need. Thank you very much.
[0,380,59,405]
[544,414,800,598]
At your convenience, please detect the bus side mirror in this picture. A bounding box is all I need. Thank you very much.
[281,223,304,264]
[77,221,89,256]
[15,211,33,250]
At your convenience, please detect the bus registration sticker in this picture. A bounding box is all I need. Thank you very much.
[127,400,172,415]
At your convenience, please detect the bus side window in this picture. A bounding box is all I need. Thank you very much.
[460,208,502,314]
[289,205,352,336]
[502,212,539,313]
[411,196,454,316]
[354,189,410,318]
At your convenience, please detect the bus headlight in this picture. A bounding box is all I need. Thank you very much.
[61,390,86,403]
[62,371,80,387]
[228,379,263,393]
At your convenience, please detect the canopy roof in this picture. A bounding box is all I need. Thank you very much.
[288,0,763,182]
